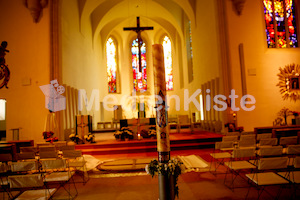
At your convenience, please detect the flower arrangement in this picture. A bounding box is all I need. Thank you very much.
[277,107,293,125]
[69,133,81,144]
[84,133,95,143]
[145,158,184,197]
[114,127,134,140]
[43,131,58,143]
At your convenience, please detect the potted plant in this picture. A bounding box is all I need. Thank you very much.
[277,107,293,125]
[69,133,82,144]
[113,127,134,140]
[84,133,95,143]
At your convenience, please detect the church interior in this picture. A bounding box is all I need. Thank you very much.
[1,0,300,199]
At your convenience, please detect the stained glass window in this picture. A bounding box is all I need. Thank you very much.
[263,0,298,48]
[189,21,193,58]
[131,38,147,92]
[162,36,173,91]
[106,37,117,93]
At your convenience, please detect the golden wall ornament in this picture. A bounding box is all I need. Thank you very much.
[276,63,300,101]
[23,0,48,23]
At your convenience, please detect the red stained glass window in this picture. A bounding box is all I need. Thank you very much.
[132,38,147,92]
[263,0,298,48]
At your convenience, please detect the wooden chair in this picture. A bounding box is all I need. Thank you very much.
[8,174,56,200]
[258,138,278,147]
[279,136,298,147]
[20,146,38,154]
[224,147,256,190]
[209,141,234,173]
[59,145,75,151]
[16,152,36,161]
[40,159,77,199]
[177,115,192,133]
[222,136,239,142]
[245,157,289,199]
[256,133,272,141]
[62,150,89,184]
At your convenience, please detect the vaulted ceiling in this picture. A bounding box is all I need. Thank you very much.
[77,0,196,45]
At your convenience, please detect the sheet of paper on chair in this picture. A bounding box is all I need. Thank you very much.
[179,155,208,169]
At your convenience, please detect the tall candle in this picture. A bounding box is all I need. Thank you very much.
[152,44,170,161]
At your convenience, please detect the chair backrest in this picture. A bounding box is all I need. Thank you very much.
[215,141,234,150]
[17,152,36,161]
[41,159,67,170]
[256,133,272,141]
[178,115,190,124]
[241,131,254,135]
[53,141,67,146]
[294,156,300,168]
[39,151,58,159]
[11,161,37,172]
[0,162,8,173]
[8,174,44,188]
[286,144,300,155]
[37,142,53,148]
[222,136,239,142]
[0,153,12,162]
[240,135,255,141]
[259,138,278,146]
[39,146,56,153]
[258,157,288,170]
[238,139,256,148]
[20,146,38,154]
[232,147,256,158]
[59,145,75,151]
[279,136,298,146]
[62,150,82,159]
[257,146,283,157]
[225,132,240,137]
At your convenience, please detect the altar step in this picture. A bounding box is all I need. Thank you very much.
[75,132,222,156]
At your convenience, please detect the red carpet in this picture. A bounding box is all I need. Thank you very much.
[75,130,223,157]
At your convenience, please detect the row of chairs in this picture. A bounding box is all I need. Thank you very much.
[222,146,300,199]
[222,134,298,148]
[0,154,79,199]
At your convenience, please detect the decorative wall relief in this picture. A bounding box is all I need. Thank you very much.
[23,0,48,23]
[277,63,300,101]
[0,41,10,89]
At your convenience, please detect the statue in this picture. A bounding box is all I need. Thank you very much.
[0,41,10,89]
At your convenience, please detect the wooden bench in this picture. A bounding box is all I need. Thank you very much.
[272,128,300,143]
[254,125,300,135]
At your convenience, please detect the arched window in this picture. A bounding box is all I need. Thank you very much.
[263,0,298,48]
[106,37,117,93]
[162,36,173,91]
[131,38,147,92]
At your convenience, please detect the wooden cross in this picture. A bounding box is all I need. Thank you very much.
[123,17,153,71]
[77,115,88,139]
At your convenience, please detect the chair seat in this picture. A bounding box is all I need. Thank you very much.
[44,171,74,182]
[210,152,232,159]
[16,188,56,200]
[246,172,289,186]
[225,161,256,170]
[278,171,300,183]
